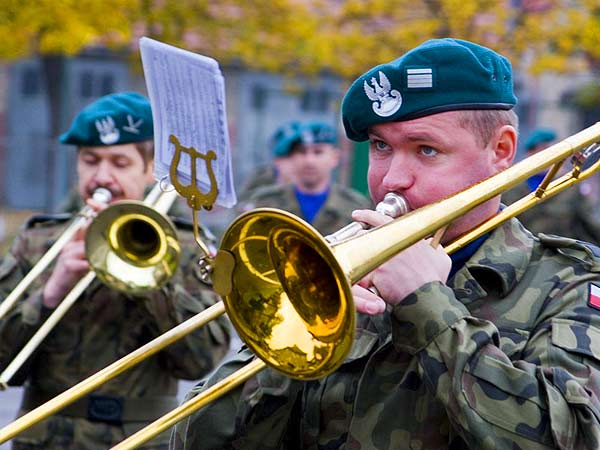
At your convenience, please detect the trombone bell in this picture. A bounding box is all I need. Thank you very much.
[86,201,180,294]
[218,208,355,379]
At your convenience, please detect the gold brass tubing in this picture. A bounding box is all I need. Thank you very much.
[0,188,111,320]
[110,359,265,450]
[534,159,564,198]
[0,302,226,444]
[0,272,96,389]
[4,123,600,449]
[447,151,600,254]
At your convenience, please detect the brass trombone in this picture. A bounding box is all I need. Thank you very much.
[0,183,180,389]
[111,122,600,450]
[1,123,599,449]
[0,188,112,321]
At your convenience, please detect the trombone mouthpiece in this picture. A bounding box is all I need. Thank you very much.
[92,188,113,204]
[376,193,410,217]
[324,193,410,244]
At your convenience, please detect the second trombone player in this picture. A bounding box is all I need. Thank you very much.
[0,92,230,450]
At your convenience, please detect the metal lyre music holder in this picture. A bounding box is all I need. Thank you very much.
[168,133,219,263]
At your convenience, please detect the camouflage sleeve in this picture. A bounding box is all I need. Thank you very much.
[0,232,55,385]
[170,348,302,450]
[138,230,232,380]
[392,280,600,449]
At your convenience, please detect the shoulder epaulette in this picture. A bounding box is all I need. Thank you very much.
[23,213,73,229]
[538,233,600,264]
[248,184,287,200]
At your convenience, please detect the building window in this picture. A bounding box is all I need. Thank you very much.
[101,74,114,95]
[21,67,40,97]
[251,85,267,111]
[80,71,116,98]
[301,88,331,112]
[80,71,94,98]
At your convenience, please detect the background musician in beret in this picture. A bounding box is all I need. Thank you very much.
[0,92,230,450]
[237,121,301,203]
[240,121,371,235]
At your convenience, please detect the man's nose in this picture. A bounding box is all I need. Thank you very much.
[93,160,114,183]
[381,153,414,192]
[301,151,318,164]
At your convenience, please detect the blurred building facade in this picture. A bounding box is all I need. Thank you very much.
[0,49,343,210]
[0,47,597,240]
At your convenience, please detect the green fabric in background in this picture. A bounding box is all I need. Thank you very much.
[350,140,369,197]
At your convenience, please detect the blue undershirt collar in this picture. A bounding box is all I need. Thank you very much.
[449,233,490,279]
[294,186,329,223]
[526,173,546,193]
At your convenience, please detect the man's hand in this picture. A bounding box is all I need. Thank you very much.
[350,208,451,316]
[42,198,108,309]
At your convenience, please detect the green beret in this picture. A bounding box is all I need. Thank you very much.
[271,121,302,157]
[342,38,517,142]
[299,122,337,145]
[523,128,557,151]
[60,92,153,146]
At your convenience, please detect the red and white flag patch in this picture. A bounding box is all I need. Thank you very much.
[589,283,600,310]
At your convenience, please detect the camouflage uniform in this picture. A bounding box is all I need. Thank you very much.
[239,183,372,236]
[237,165,277,203]
[502,182,600,243]
[172,218,600,449]
[0,213,231,450]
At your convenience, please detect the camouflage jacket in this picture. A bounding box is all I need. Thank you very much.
[0,214,231,450]
[237,183,372,236]
[172,218,600,450]
[237,165,277,203]
[502,181,600,243]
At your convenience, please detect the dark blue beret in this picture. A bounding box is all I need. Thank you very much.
[271,121,302,157]
[342,38,517,142]
[523,128,557,151]
[299,122,337,146]
[271,121,337,157]
[60,92,153,146]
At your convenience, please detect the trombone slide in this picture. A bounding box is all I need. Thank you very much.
[0,184,178,388]
[0,188,112,321]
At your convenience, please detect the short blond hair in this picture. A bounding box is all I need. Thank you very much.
[457,110,519,148]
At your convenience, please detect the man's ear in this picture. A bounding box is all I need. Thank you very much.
[491,125,517,171]
[330,145,342,169]
[144,160,155,183]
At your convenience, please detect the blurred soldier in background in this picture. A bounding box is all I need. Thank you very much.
[237,121,300,203]
[503,127,600,241]
[239,121,371,235]
[0,92,230,450]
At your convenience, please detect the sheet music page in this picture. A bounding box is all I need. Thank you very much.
[140,37,236,208]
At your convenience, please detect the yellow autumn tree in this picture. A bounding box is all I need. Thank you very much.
[139,0,600,79]
[1,0,598,85]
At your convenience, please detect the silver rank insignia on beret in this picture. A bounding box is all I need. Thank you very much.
[123,114,143,134]
[95,116,120,145]
[301,129,314,145]
[363,71,402,117]
[407,68,433,88]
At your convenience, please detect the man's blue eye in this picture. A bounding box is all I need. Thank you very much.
[373,140,388,151]
[421,146,438,157]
